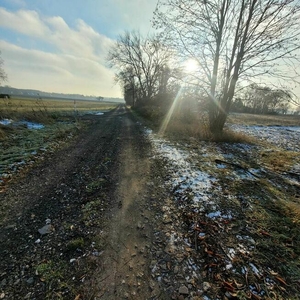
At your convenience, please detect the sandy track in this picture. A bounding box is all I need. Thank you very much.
[0,105,166,299]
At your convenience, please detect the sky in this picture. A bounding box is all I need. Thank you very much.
[0,0,158,98]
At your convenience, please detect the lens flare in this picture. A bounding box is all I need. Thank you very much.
[158,86,184,136]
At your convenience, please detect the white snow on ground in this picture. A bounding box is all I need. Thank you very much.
[145,129,215,204]
[230,124,300,151]
[0,119,13,126]
[145,124,299,297]
[0,119,44,129]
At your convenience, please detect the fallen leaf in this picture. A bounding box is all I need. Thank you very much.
[260,230,271,236]
[276,276,287,286]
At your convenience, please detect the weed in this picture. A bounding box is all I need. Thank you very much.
[82,198,105,227]
[261,149,300,171]
[66,237,85,251]
[35,260,63,282]
[86,179,107,193]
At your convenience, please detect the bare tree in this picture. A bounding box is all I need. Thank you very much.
[0,51,7,85]
[154,0,300,133]
[107,31,174,106]
[240,83,293,113]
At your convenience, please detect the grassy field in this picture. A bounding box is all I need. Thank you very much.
[0,96,118,121]
[228,112,300,126]
[0,97,118,179]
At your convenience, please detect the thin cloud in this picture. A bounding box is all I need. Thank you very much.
[0,7,120,97]
[0,39,119,97]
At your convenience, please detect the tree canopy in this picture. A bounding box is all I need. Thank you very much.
[107,31,179,107]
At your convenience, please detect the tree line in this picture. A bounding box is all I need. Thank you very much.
[231,84,295,114]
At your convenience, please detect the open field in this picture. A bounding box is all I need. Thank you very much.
[228,112,300,126]
[0,96,118,120]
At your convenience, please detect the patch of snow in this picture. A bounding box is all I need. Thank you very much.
[207,211,233,219]
[249,263,261,276]
[216,163,227,169]
[228,248,236,259]
[145,130,216,204]
[23,121,44,129]
[86,110,108,115]
[231,124,300,152]
[0,119,13,125]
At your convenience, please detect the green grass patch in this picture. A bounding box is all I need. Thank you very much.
[66,237,85,251]
[35,260,64,282]
[86,179,107,193]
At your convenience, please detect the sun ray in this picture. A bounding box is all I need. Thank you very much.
[158,86,184,136]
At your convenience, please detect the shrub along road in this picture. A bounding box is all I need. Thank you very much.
[0,105,170,299]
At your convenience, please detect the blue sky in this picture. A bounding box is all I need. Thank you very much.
[0,0,157,97]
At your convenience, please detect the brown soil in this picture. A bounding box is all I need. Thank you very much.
[0,105,168,299]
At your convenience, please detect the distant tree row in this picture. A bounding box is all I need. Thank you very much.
[231,84,294,114]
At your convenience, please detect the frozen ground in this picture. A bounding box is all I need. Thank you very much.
[230,124,300,151]
[0,118,44,129]
[144,124,299,299]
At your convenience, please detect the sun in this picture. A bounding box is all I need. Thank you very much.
[183,58,198,73]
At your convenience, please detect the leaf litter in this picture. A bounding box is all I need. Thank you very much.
[145,124,300,299]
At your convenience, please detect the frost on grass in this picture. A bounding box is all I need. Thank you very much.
[231,124,300,151]
[0,119,44,129]
[145,129,215,205]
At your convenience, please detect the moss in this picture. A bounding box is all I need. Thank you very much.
[66,237,85,251]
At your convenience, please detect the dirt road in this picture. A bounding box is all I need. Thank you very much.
[0,105,168,299]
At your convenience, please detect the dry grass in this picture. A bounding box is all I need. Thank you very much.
[0,97,117,140]
[261,149,300,171]
[0,97,116,120]
[228,112,300,126]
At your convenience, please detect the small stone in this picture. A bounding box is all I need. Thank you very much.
[35,239,41,244]
[38,224,52,235]
[26,277,34,285]
[150,290,157,298]
[45,218,51,224]
[1,279,7,287]
[202,282,211,292]
[70,258,76,263]
[0,293,5,299]
[137,222,144,229]
[178,285,189,295]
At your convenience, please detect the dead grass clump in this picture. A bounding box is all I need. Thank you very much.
[0,124,14,140]
[163,117,254,144]
[261,150,300,171]
[0,127,5,140]
[207,128,255,143]
[228,112,300,126]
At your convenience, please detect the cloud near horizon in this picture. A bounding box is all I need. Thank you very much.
[0,7,121,97]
